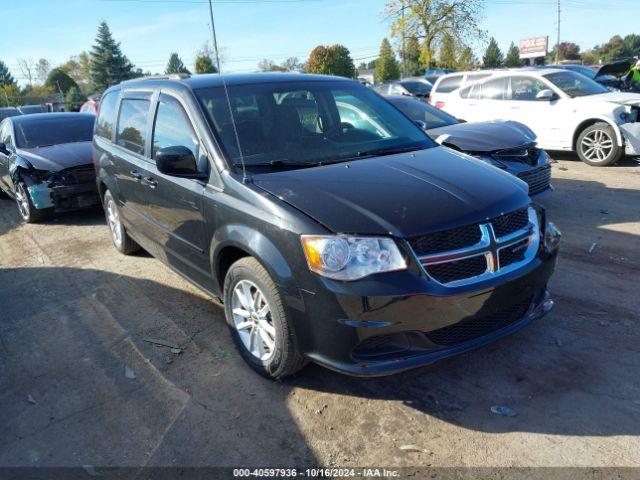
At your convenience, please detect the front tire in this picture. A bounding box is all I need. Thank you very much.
[14,182,51,223]
[576,123,623,166]
[223,257,306,379]
[103,190,140,255]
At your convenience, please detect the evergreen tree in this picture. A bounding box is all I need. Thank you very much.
[483,37,503,68]
[65,86,85,112]
[0,60,16,87]
[90,22,136,92]
[374,38,400,83]
[401,37,423,76]
[45,68,79,94]
[438,34,457,69]
[166,53,191,74]
[195,55,217,74]
[504,42,522,67]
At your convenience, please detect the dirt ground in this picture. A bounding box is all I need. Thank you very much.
[1,155,639,472]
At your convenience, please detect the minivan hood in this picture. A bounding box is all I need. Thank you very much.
[16,142,93,172]
[427,120,536,152]
[253,147,529,238]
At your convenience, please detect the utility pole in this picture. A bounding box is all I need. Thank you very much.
[401,0,407,78]
[555,0,561,63]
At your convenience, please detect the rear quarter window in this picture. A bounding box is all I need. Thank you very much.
[434,75,463,94]
[95,92,120,140]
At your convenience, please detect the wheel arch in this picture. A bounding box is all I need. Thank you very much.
[210,224,295,298]
[572,118,623,150]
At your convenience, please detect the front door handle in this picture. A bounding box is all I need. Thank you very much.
[142,177,158,189]
[130,170,143,180]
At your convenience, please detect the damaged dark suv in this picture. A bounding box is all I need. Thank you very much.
[94,73,561,379]
[0,113,99,222]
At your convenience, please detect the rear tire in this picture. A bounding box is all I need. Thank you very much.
[103,190,140,255]
[223,257,306,379]
[576,123,623,166]
[14,182,52,223]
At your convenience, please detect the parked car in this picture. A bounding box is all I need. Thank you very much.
[437,68,640,166]
[386,96,552,197]
[373,79,432,100]
[94,73,560,379]
[0,107,22,121]
[0,113,100,222]
[543,64,621,90]
[80,98,100,115]
[429,71,493,108]
[17,104,48,115]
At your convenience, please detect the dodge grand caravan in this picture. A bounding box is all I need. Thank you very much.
[93,73,560,379]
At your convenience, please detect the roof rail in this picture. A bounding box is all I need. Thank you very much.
[122,73,191,84]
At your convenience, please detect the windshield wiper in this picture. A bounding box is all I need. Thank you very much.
[233,159,322,169]
[335,145,425,162]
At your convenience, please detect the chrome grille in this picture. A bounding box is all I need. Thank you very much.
[409,224,482,256]
[413,207,540,287]
[517,164,552,196]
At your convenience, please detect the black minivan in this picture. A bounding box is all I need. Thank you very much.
[93,73,560,379]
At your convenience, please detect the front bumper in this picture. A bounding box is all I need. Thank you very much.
[289,248,558,377]
[28,183,100,212]
[621,122,640,156]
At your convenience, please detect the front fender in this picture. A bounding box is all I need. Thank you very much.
[210,224,296,294]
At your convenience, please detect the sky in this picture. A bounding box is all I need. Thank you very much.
[3,0,639,85]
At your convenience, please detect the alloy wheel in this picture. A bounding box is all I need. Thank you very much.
[15,183,30,220]
[580,129,614,163]
[231,280,276,361]
[106,198,123,247]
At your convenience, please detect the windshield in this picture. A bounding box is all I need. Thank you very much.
[15,116,95,148]
[543,71,608,97]
[389,97,459,129]
[195,80,434,169]
[561,65,596,79]
[401,82,432,96]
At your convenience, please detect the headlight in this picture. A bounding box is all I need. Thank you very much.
[301,235,407,280]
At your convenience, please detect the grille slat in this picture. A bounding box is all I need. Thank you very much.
[409,224,481,256]
[425,297,533,346]
[491,208,529,238]
[499,239,528,268]
[425,255,487,284]
[517,164,551,195]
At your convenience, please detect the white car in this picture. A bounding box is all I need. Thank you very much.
[432,68,640,166]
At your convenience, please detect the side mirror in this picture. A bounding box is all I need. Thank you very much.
[155,146,206,179]
[536,89,556,101]
[414,120,428,131]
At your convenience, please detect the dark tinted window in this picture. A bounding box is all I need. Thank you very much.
[435,75,463,93]
[196,80,434,168]
[14,116,95,148]
[389,97,459,129]
[152,97,199,159]
[96,92,119,140]
[116,99,150,155]
[400,81,432,96]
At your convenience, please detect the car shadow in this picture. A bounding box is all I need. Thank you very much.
[0,266,319,467]
[549,151,640,168]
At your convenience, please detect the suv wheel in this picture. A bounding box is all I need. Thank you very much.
[223,257,306,379]
[103,190,140,255]
[576,123,623,166]
[14,181,51,223]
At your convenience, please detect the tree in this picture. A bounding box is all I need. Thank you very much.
[194,44,218,74]
[166,53,190,74]
[401,36,423,76]
[306,44,355,78]
[385,0,484,69]
[257,59,286,72]
[17,58,36,86]
[0,84,20,107]
[45,68,79,94]
[282,57,304,72]
[438,33,457,69]
[375,38,400,83]
[591,34,640,64]
[34,58,51,85]
[60,53,92,92]
[483,37,503,68]
[457,45,476,70]
[549,41,580,62]
[90,22,136,92]
[0,60,16,87]
[504,42,522,67]
[65,86,85,112]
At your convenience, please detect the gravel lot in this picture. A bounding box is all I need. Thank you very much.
[1,156,639,472]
